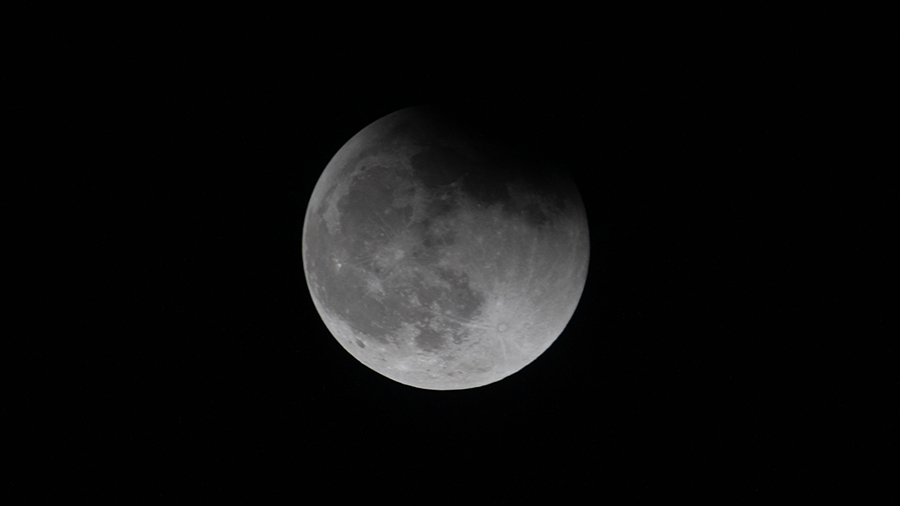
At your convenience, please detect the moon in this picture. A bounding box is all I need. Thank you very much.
[302,106,589,390]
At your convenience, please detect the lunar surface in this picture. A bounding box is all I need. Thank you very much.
[302,106,590,390]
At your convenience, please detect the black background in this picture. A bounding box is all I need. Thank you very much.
[10,14,890,501]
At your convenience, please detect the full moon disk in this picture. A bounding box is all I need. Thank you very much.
[303,106,590,390]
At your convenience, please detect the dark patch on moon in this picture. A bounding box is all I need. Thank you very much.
[521,202,550,227]
[406,121,578,231]
[410,145,470,189]
[418,221,455,256]
[415,327,445,352]
[434,267,482,318]
[410,143,514,211]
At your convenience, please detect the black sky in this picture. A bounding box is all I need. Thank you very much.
[12,19,887,501]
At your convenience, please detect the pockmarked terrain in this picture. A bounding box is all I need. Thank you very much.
[303,106,590,390]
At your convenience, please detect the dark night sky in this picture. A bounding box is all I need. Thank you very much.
[12,18,888,501]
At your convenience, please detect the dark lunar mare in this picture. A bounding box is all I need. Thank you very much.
[405,104,577,227]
